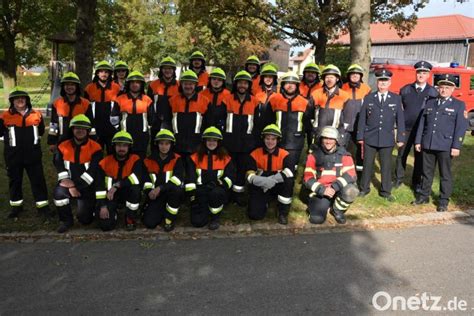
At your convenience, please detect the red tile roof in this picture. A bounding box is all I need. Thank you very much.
[335,15,474,45]
[290,47,313,62]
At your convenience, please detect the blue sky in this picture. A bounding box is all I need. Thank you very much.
[406,0,474,18]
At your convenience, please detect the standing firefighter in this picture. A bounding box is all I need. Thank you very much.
[394,61,438,191]
[201,67,231,131]
[341,64,372,177]
[84,60,121,153]
[303,126,358,225]
[357,69,405,201]
[54,115,103,233]
[299,62,322,99]
[113,60,129,95]
[413,74,468,212]
[114,71,153,158]
[142,129,184,231]
[95,131,143,231]
[188,51,209,91]
[267,72,312,171]
[254,64,278,145]
[222,70,260,205]
[48,72,92,151]
[0,87,51,220]
[147,56,180,135]
[310,64,349,145]
[244,55,261,94]
[186,127,235,230]
[246,124,294,225]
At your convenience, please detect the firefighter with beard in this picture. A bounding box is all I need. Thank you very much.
[244,55,261,94]
[310,64,350,145]
[201,67,231,132]
[222,70,260,206]
[299,62,322,99]
[254,64,278,144]
[169,70,210,164]
[341,64,372,178]
[142,129,184,232]
[113,71,153,158]
[113,60,129,95]
[48,72,92,151]
[84,60,121,153]
[147,56,180,136]
[303,126,358,225]
[188,51,209,91]
[95,131,143,231]
[54,115,103,233]
[186,127,235,230]
[246,124,294,225]
[1,87,51,220]
[266,72,312,172]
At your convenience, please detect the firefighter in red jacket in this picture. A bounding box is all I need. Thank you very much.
[244,55,261,94]
[188,51,209,91]
[1,87,51,220]
[84,60,121,153]
[114,71,153,158]
[254,64,278,145]
[222,70,260,205]
[267,72,312,172]
[186,127,236,230]
[201,67,231,132]
[142,129,184,232]
[310,64,350,144]
[303,126,358,224]
[299,62,322,99]
[246,124,294,225]
[147,56,180,135]
[341,64,372,177]
[169,70,210,163]
[54,115,103,233]
[95,131,143,231]
[113,60,129,94]
[48,72,92,151]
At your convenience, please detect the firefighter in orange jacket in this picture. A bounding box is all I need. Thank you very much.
[54,115,103,233]
[244,55,261,94]
[48,72,92,151]
[186,127,236,230]
[142,129,184,232]
[188,51,209,91]
[147,56,180,135]
[310,64,350,144]
[254,64,278,145]
[95,131,143,231]
[341,64,372,176]
[246,124,294,225]
[1,87,51,220]
[222,70,260,205]
[303,126,358,224]
[299,62,322,99]
[114,71,153,158]
[267,72,312,172]
[113,60,129,95]
[201,67,231,132]
[84,61,121,153]
[169,70,210,162]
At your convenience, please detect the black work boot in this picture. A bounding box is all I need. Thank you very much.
[38,206,53,223]
[278,214,288,225]
[164,218,175,232]
[411,196,429,205]
[330,208,346,224]
[126,216,136,231]
[57,222,73,233]
[7,206,23,219]
[208,217,220,230]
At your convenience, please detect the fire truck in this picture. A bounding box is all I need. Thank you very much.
[368,60,474,130]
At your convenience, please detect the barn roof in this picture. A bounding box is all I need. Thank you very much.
[335,14,474,45]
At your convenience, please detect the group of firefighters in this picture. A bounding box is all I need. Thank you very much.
[0,52,469,233]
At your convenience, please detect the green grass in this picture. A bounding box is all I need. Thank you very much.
[0,73,51,109]
[0,118,473,233]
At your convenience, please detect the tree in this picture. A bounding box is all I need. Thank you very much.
[349,0,371,77]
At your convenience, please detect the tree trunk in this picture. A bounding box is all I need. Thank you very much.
[349,0,371,78]
[74,0,97,89]
[314,30,328,64]
[1,31,17,105]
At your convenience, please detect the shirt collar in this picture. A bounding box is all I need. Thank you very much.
[264,146,280,156]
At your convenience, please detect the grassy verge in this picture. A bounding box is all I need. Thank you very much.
[0,117,473,233]
[0,73,51,109]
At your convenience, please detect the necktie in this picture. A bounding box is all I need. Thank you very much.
[380,94,385,104]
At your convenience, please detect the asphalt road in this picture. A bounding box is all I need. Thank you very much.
[1,223,473,315]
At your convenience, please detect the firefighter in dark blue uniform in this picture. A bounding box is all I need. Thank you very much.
[412,74,468,212]
[357,69,405,201]
[394,61,438,192]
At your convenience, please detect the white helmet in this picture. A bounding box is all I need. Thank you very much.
[319,126,340,142]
